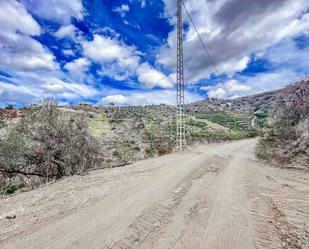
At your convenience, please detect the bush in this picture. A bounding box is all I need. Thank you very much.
[256,86,309,168]
[0,99,99,190]
[0,109,7,129]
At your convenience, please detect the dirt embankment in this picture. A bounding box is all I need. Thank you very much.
[0,139,308,249]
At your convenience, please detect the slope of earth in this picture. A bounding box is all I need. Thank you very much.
[63,81,308,168]
[1,139,308,249]
[1,80,307,169]
[187,80,309,129]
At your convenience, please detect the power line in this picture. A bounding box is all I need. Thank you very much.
[181,0,230,97]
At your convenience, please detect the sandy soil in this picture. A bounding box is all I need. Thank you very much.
[0,139,308,249]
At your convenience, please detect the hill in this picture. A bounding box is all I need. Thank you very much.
[0,80,308,195]
[59,80,308,168]
[1,80,308,169]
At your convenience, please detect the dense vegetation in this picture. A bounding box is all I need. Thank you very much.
[0,99,99,194]
[256,88,309,169]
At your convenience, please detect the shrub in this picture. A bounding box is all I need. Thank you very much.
[256,86,309,168]
[0,99,99,190]
[112,150,121,158]
[0,109,8,129]
[145,146,155,158]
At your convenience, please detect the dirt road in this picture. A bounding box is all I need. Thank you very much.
[1,139,308,248]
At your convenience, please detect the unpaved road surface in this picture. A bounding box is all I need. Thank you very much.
[1,139,308,248]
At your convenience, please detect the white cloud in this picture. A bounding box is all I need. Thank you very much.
[140,1,146,8]
[201,29,309,99]
[0,69,99,105]
[158,0,309,84]
[0,1,57,72]
[20,0,84,24]
[0,81,39,105]
[54,25,77,39]
[82,35,139,66]
[64,58,90,75]
[38,77,99,100]
[220,57,250,75]
[0,1,41,37]
[82,34,140,81]
[202,80,252,98]
[0,35,57,71]
[82,34,174,88]
[99,90,202,106]
[55,81,98,99]
[100,95,128,105]
[259,37,309,70]
[113,4,130,17]
[40,83,66,93]
[137,63,173,88]
[202,69,303,99]
[63,49,75,56]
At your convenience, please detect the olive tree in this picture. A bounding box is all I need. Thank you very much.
[0,99,99,187]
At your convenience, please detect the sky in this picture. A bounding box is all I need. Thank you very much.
[0,0,308,107]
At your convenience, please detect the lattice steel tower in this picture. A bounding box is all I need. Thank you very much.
[176,0,186,150]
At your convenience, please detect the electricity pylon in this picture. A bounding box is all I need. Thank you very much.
[176,0,186,150]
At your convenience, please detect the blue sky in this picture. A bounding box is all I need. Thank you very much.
[0,0,308,107]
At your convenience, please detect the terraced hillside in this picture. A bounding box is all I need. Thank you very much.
[2,80,307,170]
[56,81,306,168]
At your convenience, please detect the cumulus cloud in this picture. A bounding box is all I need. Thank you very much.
[258,37,309,70]
[0,36,57,71]
[0,1,57,72]
[158,0,309,83]
[203,69,303,99]
[202,80,252,98]
[203,37,309,99]
[99,90,202,106]
[82,35,139,66]
[0,75,99,106]
[40,79,99,99]
[0,81,39,105]
[100,95,128,105]
[82,34,140,81]
[82,34,173,88]
[137,63,173,88]
[64,58,90,75]
[20,0,84,24]
[0,0,41,37]
[2,0,307,107]
[54,25,77,39]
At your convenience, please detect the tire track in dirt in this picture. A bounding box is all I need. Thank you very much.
[196,151,255,249]
[251,170,309,249]
[107,156,226,249]
[2,139,308,249]
[160,156,228,249]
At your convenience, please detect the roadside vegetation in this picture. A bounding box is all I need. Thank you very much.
[256,88,309,169]
[0,99,99,195]
[2,82,305,195]
[0,110,7,129]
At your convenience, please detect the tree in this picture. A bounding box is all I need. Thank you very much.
[0,99,99,187]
